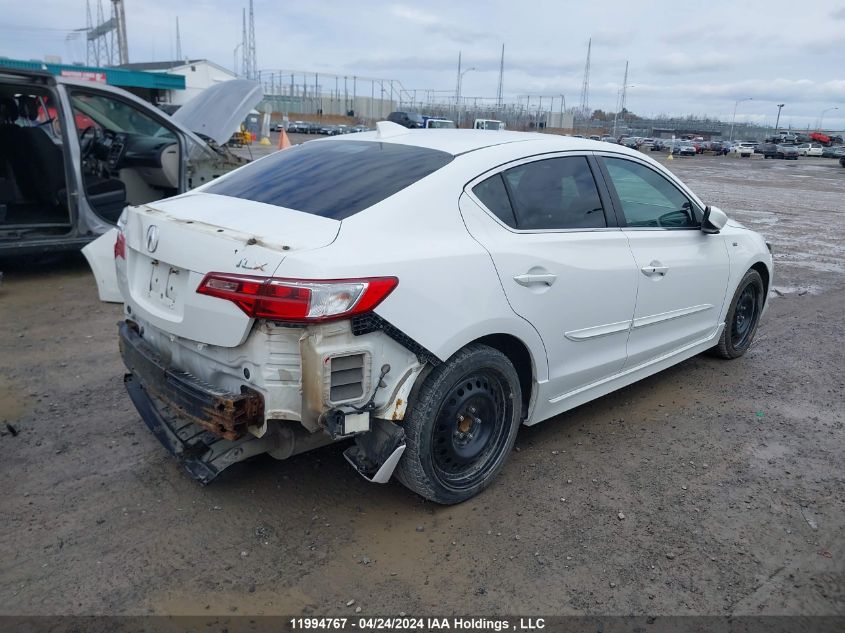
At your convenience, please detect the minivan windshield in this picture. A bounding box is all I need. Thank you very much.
[204,140,454,219]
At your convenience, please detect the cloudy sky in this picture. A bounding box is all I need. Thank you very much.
[2,0,843,130]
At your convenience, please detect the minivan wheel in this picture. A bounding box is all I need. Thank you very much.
[395,344,522,504]
[712,269,764,359]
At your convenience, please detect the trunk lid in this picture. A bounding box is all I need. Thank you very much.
[120,192,340,347]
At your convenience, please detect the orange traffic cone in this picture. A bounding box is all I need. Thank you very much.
[278,128,292,150]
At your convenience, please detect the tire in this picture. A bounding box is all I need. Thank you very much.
[395,344,522,504]
[713,269,765,359]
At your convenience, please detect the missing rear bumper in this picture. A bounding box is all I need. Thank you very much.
[124,372,273,484]
[119,320,263,440]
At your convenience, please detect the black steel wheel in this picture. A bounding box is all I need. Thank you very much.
[713,269,765,359]
[396,344,522,504]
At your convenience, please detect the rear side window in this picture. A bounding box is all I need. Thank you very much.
[472,174,517,227]
[204,140,453,219]
[472,157,606,230]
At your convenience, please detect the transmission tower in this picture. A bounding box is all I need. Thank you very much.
[241,8,248,78]
[496,44,505,109]
[86,0,116,66]
[578,37,591,116]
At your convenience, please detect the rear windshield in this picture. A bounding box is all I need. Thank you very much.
[205,140,453,219]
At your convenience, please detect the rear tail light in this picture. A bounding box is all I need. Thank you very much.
[196,273,398,322]
[114,230,126,259]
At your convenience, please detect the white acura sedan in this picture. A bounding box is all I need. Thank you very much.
[115,123,772,503]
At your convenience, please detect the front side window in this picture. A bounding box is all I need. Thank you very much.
[603,157,700,228]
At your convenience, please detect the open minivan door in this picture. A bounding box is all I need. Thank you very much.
[69,79,262,301]
[1,69,261,263]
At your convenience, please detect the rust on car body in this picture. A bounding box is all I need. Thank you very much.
[119,320,264,441]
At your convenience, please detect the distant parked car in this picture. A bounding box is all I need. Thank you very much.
[760,142,778,159]
[798,143,823,157]
[673,142,696,157]
[650,139,665,151]
[286,120,309,133]
[387,111,425,128]
[424,118,457,129]
[731,142,755,158]
[776,144,799,160]
[474,119,506,130]
[821,145,844,158]
[600,136,618,144]
[349,125,371,133]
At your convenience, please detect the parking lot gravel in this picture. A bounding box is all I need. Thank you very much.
[1,152,843,617]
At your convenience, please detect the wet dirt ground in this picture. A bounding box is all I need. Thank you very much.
[1,154,843,618]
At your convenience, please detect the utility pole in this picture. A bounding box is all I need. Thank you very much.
[175,16,182,62]
[496,44,505,111]
[729,97,752,141]
[455,51,462,107]
[247,0,257,79]
[111,0,129,64]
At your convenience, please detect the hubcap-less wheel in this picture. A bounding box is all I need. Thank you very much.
[395,344,522,504]
[731,283,760,349]
[712,269,765,360]
[432,370,513,490]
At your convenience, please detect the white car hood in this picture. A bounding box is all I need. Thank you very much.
[171,79,263,146]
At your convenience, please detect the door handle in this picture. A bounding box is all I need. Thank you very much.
[640,264,669,277]
[514,273,557,287]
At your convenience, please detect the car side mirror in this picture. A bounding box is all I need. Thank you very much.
[701,205,728,234]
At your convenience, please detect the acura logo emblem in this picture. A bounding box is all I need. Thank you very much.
[146,225,159,253]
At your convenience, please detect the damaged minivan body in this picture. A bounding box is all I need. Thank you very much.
[0,68,260,261]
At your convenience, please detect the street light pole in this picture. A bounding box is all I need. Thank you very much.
[457,67,476,126]
[819,106,839,131]
[233,43,243,76]
[774,103,785,133]
[729,97,753,142]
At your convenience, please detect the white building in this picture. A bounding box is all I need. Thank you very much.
[119,59,236,106]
